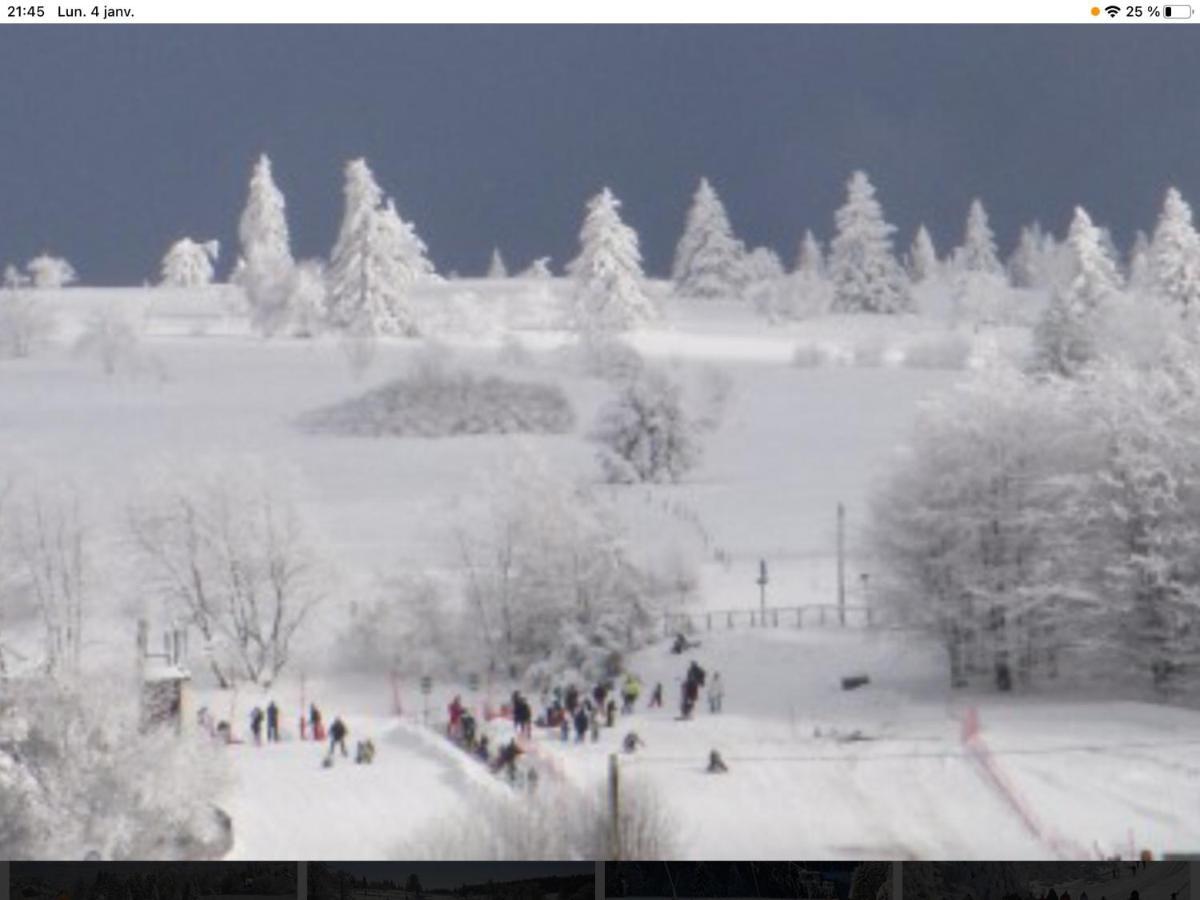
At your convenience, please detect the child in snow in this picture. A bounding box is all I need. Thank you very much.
[708,672,725,713]
[329,716,349,758]
[707,749,729,773]
[649,682,663,708]
[623,732,644,754]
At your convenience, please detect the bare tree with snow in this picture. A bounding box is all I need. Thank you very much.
[0,277,54,359]
[828,171,912,314]
[128,458,328,688]
[592,367,702,484]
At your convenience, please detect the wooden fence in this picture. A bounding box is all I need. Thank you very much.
[663,603,878,635]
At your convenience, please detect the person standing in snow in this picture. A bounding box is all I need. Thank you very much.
[708,672,725,713]
[574,707,589,742]
[649,682,663,708]
[310,704,324,741]
[447,694,465,740]
[329,716,349,758]
[250,706,265,745]
[605,698,617,727]
[266,701,280,742]
[621,674,641,714]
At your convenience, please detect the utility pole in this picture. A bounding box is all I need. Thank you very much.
[756,559,769,626]
[608,753,621,860]
[837,503,846,626]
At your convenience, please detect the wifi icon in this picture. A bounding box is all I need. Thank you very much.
[1104,4,1121,14]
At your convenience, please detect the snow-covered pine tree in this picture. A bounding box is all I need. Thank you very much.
[568,187,656,333]
[287,259,328,338]
[327,158,385,328]
[487,247,508,279]
[519,257,553,279]
[794,229,824,276]
[25,254,77,289]
[954,198,1003,275]
[1128,229,1153,292]
[327,159,432,336]
[671,177,747,300]
[1149,186,1200,312]
[908,225,939,282]
[828,171,913,314]
[1032,206,1121,377]
[1008,222,1047,288]
[160,238,219,287]
[236,154,295,333]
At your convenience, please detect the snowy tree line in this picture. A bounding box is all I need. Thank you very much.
[872,343,1200,698]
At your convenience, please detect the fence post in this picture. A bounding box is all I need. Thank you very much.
[608,753,621,861]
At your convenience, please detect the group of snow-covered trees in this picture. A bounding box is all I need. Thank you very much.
[159,154,438,339]
[872,344,1200,698]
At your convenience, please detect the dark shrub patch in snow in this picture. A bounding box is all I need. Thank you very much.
[298,368,575,437]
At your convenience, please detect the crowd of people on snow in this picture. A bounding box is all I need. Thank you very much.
[196,699,373,769]
[438,630,732,784]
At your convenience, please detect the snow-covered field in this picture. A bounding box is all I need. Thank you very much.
[3,284,1200,860]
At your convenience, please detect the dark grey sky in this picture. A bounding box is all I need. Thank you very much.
[0,26,1197,285]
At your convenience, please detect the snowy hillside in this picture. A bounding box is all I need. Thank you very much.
[3,277,1200,860]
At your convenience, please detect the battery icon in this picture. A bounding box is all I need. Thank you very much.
[1164,4,1192,15]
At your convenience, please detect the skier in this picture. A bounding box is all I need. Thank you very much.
[622,731,644,754]
[706,749,729,773]
[328,716,349,758]
[621,673,641,714]
[649,682,663,708]
[266,701,280,742]
[574,706,589,743]
[250,706,265,745]
[708,672,725,713]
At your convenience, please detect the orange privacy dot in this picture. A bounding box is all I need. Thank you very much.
[1091,5,1101,12]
